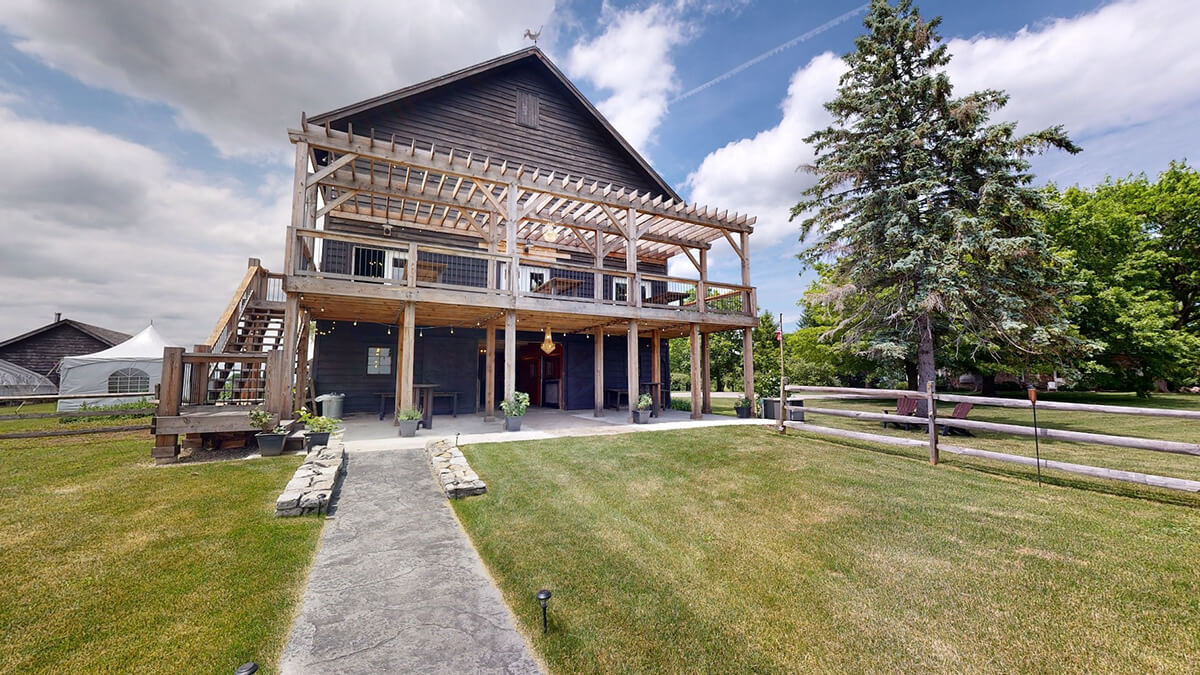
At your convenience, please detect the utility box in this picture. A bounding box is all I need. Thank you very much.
[763,397,804,422]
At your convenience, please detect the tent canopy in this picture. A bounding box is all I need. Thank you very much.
[56,325,180,411]
[0,358,56,396]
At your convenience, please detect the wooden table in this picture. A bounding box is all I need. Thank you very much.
[413,384,438,429]
[642,290,689,306]
[377,392,395,421]
[604,388,628,410]
[432,391,459,417]
[532,277,583,296]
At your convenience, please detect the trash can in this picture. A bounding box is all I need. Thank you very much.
[763,397,805,422]
[315,393,344,419]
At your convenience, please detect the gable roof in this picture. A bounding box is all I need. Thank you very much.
[308,47,681,202]
[0,318,131,351]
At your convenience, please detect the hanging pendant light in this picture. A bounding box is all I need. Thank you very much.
[541,325,556,354]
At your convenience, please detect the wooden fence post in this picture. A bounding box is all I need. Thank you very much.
[927,380,939,465]
[152,347,185,463]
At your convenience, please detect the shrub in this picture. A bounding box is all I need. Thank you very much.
[60,398,154,423]
[670,397,691,412]
[397,408,421,421]
[295,407,339,432]
[500,391,530,417]
[248,409,284,433]
[636,394,653,410]
[670,372,690,391]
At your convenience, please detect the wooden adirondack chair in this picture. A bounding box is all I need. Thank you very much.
[882,397,919,430]
[940,402,975,436]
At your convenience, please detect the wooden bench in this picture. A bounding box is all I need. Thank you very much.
[432,391,459,417]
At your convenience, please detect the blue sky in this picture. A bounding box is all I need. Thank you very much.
[1,0,1197,345]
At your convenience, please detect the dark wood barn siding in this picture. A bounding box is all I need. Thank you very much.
[0,325,112,385]
[334,60,669,198]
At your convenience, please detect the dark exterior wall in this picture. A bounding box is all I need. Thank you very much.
[313,322,669,415]
[335,60,669,198]
[0,325,112,385]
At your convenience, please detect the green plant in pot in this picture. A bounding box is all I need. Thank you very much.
[734,395,756,419]
[249,409,287,456]
[633,393,653,424]
[296,407,340,449]
[397,408,421,437]
[500,391,530,431]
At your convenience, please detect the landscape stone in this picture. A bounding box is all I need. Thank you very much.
[275,444,346,517]
[424,438,486,499]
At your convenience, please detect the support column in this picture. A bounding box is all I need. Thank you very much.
[593,326,605,416]
[701,332,712,414]
[743,328,755,415]
[507,183,520,295]
[689,325,702,420]
[285,142,309,276]
[393,311,405,422]
[294,313,310,411]
[484,319,496,421]
[626,320,639,423]
[281,293,300,412]
[152,346,184,463]
[651,329,662,417]
[504,312,516,401]
[400,302,415,411]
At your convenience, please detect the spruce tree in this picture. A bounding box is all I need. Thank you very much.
[794,0,1080,408]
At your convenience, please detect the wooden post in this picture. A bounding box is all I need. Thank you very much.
[697,247,707,314]
[484,319,496,421]
[594,326,605,417]
[626,320,639,423]
[264,349,287,416]
[626,207,639,307]
[281,293,300,411]
[742,328,755,415]
[295,312,310,411]
[507,183,520,296]
[651,329,662,416]
[393,311,405,422]
[701,332,712,414]
[286,142,309,276]
[400,302,415,411]
[504,312,516,401]
[927,380,939,465]
[189,344,209,405]
[152,346,185,462]
[778,312,786,434]
[689,325,702,420]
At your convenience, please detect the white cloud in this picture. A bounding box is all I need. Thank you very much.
[0,107,288,345]
[685,0,1200,259]
[567,3,690,155]
[0,0,556,160]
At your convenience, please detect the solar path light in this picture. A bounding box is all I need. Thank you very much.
[536,589,552,633]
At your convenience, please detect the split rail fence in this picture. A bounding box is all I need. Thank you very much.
[783,385,1200,493]
[0,391,157,440]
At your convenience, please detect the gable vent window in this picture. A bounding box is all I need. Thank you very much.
[517,90,540,128]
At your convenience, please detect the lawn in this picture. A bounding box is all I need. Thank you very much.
[0,428,321,671]
[454,425,1200,673]
[681,391,1200,484]
[0,401,153,434]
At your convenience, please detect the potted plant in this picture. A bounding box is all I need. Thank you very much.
[397,408,421,437]
[249,409,287,456]
[734,395,755,419]
[500,391,530,431]
[633,393,653,424]
[297,407,340,449]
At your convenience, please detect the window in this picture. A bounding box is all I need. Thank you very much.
[108,367,149,394]
[366,347,391,375]
[611,277,628,303]
[353,246,386,278]
[523,266,550,293]
[517,90,540,128]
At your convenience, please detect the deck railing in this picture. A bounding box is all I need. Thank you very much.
[290,227,754,316]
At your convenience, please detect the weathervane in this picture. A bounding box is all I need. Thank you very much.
[523,25,542,45]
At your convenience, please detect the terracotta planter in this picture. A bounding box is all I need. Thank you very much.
[256,432,287,456]
[398,420,419,437]
[505,415,524,431]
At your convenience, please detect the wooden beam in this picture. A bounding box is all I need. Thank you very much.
[701,332,711,414]
[627,320,639,423]
[393,311,405,421]
[485,319,496,421]
[594,326,605,417]
[504,312,517,401]
[400,302,415,410]
[306,152,359,187]
[651,329,662,417]
[295,313,311,411]
[742,326,755,415]
[507,183,520,295]
[281,293,300,412]
[690,325,702,420]
[316,188,358,218]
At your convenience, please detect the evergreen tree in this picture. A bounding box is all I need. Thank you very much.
[793,0,1079,409]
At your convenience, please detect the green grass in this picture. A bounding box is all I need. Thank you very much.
[454,426,1200,673]
[0,401,153,434]
[0,430,321,671]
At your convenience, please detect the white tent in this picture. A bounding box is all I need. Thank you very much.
[0,359,56,397]
[56,325,179,412]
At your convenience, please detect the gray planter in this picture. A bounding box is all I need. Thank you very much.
[305,431,331,450]
[505,415,524,431]
[398,420,419,437]
[256,432,287,456]
[633,409,650,424]
[734,404,752,419]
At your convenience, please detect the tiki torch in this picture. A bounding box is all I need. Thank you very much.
[1027,385,1042,487]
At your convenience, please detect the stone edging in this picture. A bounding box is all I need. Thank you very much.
[275,444,346,517]
[425,438,486,498]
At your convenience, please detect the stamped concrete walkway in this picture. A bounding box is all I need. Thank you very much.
[280,447,540,674]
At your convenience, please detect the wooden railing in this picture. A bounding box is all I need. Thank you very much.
[784,384,1200,493]
[290,227,755,316]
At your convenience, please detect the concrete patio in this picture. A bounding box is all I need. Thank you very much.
[339,406,770,453]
